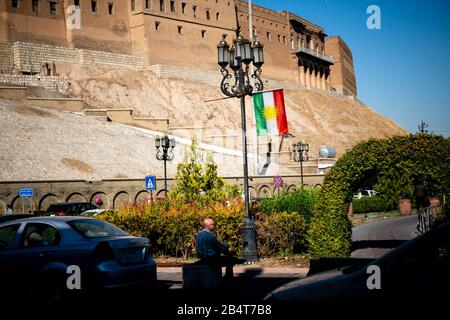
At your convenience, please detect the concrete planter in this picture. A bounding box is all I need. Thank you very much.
[399,198,412,216]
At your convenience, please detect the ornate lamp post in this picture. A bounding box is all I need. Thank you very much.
[155,135,175,198]
[292,142,309,188]
[217,31,264,262]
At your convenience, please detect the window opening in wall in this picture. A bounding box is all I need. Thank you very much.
[216,12,219,20]
[266,32,271,42]
[108,3,114,15]
[193,5,197,18]
[170,1,175,12]
[160,0,164,11]
[146,0,151,9]
[131,0,136,11]
[201,30,206,38]
[32,0,39,12]
[11,0,18,8]
[155,21,160,30]
[178,25,183,34]
[181,2,186,13]
[91,0,97,12]
[206,10,210,20]
[278,35,281,42]
[283,36,286,44]
[74,0,80,7]
[50,1,56,15]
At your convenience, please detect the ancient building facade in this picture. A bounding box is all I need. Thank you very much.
[325,36,357,96]
[0,0,357,95]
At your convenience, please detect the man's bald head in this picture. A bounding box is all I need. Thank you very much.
[203,218,215,231]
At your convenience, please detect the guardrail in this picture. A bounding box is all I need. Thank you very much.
[417,205,441,233]
[294,45,334,64]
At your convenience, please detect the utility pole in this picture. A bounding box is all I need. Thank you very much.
[418,120,428,133]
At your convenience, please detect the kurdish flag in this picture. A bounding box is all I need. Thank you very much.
[253,89,289,136]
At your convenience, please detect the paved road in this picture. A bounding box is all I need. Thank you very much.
[351,215,418,258]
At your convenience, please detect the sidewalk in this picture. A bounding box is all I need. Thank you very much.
[156,265,309,301]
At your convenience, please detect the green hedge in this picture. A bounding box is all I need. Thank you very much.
[100,199,306,259]
[259,188,319,223]
[352,196,394,214]
[307,134,450,258]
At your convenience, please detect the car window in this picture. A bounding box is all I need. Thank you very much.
[68,219,128,238]
[20,223,61,248]
[0,224,20,249]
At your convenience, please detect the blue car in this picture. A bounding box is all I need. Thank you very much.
[0,216,157,299]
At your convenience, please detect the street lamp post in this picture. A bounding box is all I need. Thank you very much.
[155,135,175,198]
[217,31,264,262]
[292,142,309,188]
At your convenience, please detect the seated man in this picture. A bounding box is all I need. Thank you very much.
[195,218,245,280]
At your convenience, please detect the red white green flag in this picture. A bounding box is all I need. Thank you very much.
[253,89,289,136]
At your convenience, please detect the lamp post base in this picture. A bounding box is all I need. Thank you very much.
[242,216,258,262]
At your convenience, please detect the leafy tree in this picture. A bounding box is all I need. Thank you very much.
[170,137,240,204]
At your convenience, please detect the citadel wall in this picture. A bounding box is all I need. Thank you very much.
[0,0,357,95]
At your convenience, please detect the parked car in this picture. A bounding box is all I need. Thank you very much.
[353,189,378,199]
[0,216,157,299]
[265,221,450,301]
[0,214,34,224]
[45,202,102,216]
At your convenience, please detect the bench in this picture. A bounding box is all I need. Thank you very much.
[182,264,222,289]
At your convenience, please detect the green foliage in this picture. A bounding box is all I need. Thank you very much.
[100,201,307,258]
[259,188,319,223]
[170,137,240,205]
[255,211,306,257]
[307,134,450,258]
[352,196,394,214]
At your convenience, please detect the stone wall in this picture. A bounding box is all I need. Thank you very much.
[148,64,303,91]
[2,42,144,74]
[0,74,69,94]
[0,42,13,73]
[0,175,325,213]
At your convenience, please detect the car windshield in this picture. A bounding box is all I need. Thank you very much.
[68,219,128,238]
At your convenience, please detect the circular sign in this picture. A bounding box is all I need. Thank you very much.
[273,175,283,187]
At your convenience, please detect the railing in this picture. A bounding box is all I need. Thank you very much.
[417,205,441,233]
[294,45,334,64]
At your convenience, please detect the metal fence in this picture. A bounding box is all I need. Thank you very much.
[417,205,441,233]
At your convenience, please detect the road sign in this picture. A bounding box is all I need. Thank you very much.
[145,176,156,191]
[273,176,283,187]
[19,188,33,197]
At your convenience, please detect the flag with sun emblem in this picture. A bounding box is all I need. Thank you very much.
[253,89,289,136]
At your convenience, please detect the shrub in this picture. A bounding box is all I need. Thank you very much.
[259,188,319,223]
[100,200,307,259]
[352,196,394,214]
[255,211,306,257]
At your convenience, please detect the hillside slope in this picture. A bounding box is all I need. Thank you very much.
[60,64,407,157]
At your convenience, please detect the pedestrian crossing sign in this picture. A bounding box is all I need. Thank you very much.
[145,176,156,191]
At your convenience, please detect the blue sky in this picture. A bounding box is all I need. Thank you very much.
[252,0,450,136]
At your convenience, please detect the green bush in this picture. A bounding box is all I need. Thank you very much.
[307,134,450,258]
[259,188,319,223]
[100,200,307,259]
[255,211,306,256]
[352,196,394,214]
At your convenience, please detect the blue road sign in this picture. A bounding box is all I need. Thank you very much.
[145,176,156,191]
[19,188,33,197]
